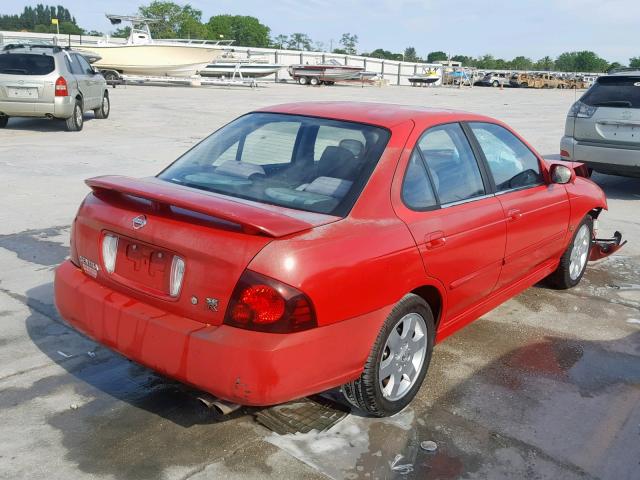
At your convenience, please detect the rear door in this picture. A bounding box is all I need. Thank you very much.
[75,53,102,109]
[466,122,570,289]
[394,122,506,323]
[67,53,96,109]
[0,53,56,113]
[573,76,640,147]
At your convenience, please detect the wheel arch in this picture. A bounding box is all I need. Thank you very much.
[410,284,444,329]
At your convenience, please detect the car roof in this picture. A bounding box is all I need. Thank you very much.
[255,102,495,128]
[1,44,64,55]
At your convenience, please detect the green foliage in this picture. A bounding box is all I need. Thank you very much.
[533,56,554,71]
[206,15,270,47]
[286,33,313,51]
[0,4,80,33]
[364,49,403,61]
[111,27,131,38]
[629,57,640,68]
[404,47,420,63]
[554,51,609,72]
[450,55,474,66]
[426,51,448,63]
[271,34,288,49]
[139,1,203,39]
[339,33,358,55]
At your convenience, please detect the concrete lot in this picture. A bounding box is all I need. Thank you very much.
[0,83,639,480]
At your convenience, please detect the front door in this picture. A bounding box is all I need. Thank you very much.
[466,122,570,289]
[394,123,506,323]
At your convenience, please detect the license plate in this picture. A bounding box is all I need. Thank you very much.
[7,87,38,99]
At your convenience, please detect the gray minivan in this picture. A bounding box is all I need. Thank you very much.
[560,72,640,177]
[0,44,109,131]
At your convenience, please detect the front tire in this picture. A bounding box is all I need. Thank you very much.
[342,294,434,417]
[94,92,110,119]
[65,100,84,132]
[298,76,308,85]
[546,216,593,289]
[0,116,8,128]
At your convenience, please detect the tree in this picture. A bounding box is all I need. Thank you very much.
[272,34,288,49]
[339,33,358,55]
[206,15,271,47]
[451,55,473,66]
[607,62,623,72]
[426,51,447,63]
[365,49,402,61]
[510,56,533,70]
[555,51,608,72]
[404,47,420,62]
[287,33,312,51]
[533,56,554,71]
[475,54,496,69]
[111,26,131,38]
[630,57,640,68]
[139,1,187,38]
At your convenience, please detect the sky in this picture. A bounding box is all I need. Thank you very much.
[2,0,638,63]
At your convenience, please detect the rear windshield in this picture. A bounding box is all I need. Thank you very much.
[0,53,55,75]
[581,76,640,109]
[158,113,390,216]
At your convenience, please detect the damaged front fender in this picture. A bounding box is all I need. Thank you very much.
[590,231,626,261]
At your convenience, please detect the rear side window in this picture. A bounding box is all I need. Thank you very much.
[402,151,437,210]
[581,76,640,109]
[0,53,55,75]
[469,123,543,191]
[65,54,84,75]
[417,123,485,205]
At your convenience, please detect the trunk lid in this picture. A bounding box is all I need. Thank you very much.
[73,176,339,325]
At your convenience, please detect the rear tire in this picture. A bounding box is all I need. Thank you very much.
[94,92,110,119]
[0,116,8,128]
[492,80,499,87]
[310,77,320,86]
[342,294,434,417]
[65,100,84,131]
[298,76,308,85]
[546,216,593,289]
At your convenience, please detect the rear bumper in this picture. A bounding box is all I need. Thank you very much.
[561,136,640,177]
[0,96,74,118]
[54,260,387,406]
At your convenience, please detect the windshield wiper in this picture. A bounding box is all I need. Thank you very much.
[592,100,633,107]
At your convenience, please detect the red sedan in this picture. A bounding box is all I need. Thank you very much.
[54,103,624,416]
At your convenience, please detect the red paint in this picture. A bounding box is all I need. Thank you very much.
[54,103,620,407]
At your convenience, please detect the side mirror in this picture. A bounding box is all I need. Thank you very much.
[550,164,573,184]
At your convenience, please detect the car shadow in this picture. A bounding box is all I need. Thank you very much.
[589,173,640,201]
[2,115,95,132]
[23,278,640,479]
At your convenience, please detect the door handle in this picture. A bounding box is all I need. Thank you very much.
[507,209,522,221]
[425,231,446,249]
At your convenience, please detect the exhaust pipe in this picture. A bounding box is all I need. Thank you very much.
[196,393,241,415]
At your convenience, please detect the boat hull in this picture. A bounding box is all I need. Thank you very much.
[74,44,223,77]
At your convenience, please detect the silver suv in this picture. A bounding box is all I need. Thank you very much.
[0,44,109,131]
[560,72,640,177]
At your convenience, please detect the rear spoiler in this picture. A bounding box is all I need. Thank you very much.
[85,175,332,238]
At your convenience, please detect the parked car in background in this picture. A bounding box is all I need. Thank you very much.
[510,72,568,89]
[0,44,110,131]
[479,72,510,87]
[55,103,623,417]
[561,72,640,177]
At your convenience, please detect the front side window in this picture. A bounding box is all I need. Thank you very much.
[469,122,543,191]
[417,123,485,205]
[158,113,390,216]
[0,53,55,75]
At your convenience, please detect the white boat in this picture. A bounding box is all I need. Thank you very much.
[200,56,283,78]
[74,15,231,77]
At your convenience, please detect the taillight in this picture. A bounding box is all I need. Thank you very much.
[560,149,571,158]
[101,234,118,274]
[69,218,80,267]
[169,256,185,297]
[55,76,68,97]
[225,270,317,333]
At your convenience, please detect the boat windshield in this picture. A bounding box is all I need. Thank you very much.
[158,113,390,216]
